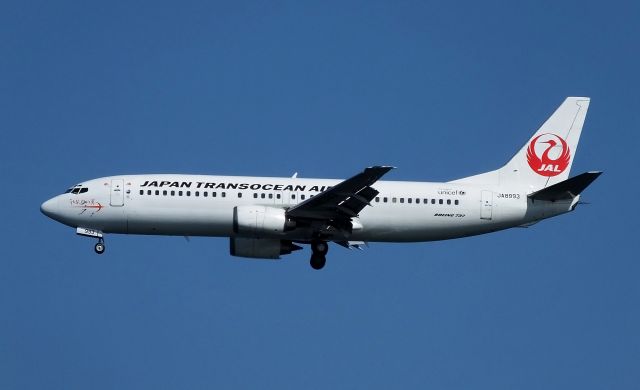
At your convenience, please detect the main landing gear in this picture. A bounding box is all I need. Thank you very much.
[310,241,328,270]
[94,238,105,254]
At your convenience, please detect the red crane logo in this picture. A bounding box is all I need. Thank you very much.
[526,133,571,177]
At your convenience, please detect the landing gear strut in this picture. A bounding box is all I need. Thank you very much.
[94,238,105,254]
[309,240,328,270]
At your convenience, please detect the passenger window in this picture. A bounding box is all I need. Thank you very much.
[204,192,208,197]
[408,198,412,204]
[447,199,451,205]
[277,194,281,199]
[212,192,217,197]
[238,192,242,198]
[439,199,443,204]
[155,190,159,195]
[178,191,183,196]
[195,191,199,197]
[268,193,273,199]
[261,193,266,199]
[301,194,306,200]
[400,198,404,203]
[187,191,191,196]
[375,197,380,202]
[139,190,144,195]
[147,190,151,195]
[222,192,226,198]
[431,199,435,204]
[163,190,167,196]
[253,193,258,199]
[384,197,388,203]
[455,199,459,205]
[392,197,397,203]
[292,194,296,199]
[171,191,175,196]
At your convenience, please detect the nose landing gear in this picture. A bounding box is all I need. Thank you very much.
[310,241,328,270]
[76,227,106,255]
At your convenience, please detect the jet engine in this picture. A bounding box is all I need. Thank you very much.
[229,237,302,259]
[233,206,295,237]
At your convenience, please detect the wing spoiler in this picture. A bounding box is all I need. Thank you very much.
[528,171,602,202]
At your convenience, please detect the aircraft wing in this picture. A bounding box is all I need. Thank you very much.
[286,166,394,222]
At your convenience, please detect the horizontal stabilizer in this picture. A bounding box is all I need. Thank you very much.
[528,171,602,202]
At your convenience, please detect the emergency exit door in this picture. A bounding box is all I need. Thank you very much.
[480,190,493,220]
[110,179,124,206]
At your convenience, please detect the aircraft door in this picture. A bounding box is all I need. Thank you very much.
[110,179,124,206]
[480,190,492,220]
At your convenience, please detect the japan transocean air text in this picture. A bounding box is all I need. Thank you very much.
[140,181,331,192]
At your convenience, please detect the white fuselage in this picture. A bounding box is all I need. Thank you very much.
[41,174,576,243]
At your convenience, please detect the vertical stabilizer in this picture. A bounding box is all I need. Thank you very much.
[452,97,590,191]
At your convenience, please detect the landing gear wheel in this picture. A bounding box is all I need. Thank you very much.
[94,241,105,254]
[311,241,329,255]
[310,253,326,270]
[310,240,328,269]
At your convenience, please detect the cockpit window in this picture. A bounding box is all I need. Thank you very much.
[66,185,89,195]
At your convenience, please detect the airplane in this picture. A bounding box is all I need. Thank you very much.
[41,97,601,270]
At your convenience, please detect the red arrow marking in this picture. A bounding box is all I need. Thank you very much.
[73,202,103,212]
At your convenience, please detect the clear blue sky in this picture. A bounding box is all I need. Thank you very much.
[1,1,638,389]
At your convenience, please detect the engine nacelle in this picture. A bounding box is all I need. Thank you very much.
[230,238,302,259]
[233,205,294,237]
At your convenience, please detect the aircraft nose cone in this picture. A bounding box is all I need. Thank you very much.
[40,198,58,218]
